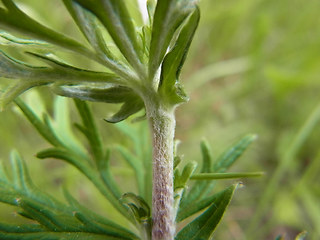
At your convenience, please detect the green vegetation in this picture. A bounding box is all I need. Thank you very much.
[0,0,319,239]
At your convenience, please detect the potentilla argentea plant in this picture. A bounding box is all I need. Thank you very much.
[0,0,262,239]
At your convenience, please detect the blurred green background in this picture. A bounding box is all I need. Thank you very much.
[1,0,320,239]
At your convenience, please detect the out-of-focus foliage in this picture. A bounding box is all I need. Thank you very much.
[0,0,319,239]
[178,0,320,239]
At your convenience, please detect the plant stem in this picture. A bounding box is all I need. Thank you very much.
[147,101,176,240]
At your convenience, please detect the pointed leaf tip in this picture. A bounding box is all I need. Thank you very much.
[176,184,236,239]
[213,133,258,173]
[158,7,200,105]
[149,0,199,78]
[104,96,144,123]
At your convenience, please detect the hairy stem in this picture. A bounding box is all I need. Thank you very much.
[147,104,176,240]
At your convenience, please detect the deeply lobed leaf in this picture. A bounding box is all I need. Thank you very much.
[181,134,257,210]
[62,0,134,78]
[73,0,144,74]
[0,0,88,54]
[0,152,139,239]
[0,50,124,109]
[0,50,120,83]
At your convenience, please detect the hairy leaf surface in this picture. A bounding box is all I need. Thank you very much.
[149,0,197,78]
[158,7,200,104]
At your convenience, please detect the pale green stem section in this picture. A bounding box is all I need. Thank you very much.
[147,102,176,240]
[190,172,264,180]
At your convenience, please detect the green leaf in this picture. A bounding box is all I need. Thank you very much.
[62,0,109,56]
[180,140,213,207]
[182,135,257,207]
[0,50,46,79]
[10,151,34,192]
[121,192,151,239]
[0,164,70,213]
[62,0,132,77]
[53,83,144,123]
[53,84,137,103]
[174,162,198,190]
[0,231,130,240]
[121,192,150,221]
[0,0,89,54]
[0,223,45,233]
[36,147,130,221]
[149,0,197,78]
[174,162,197,216]
[63,188,134,238]
[50,96,88,160]
[0,30,51,49]
[36,148,92,176]
[15,98,62,147]
[14,98,131,222]
[74,211,127,237]
[146,0,156,24]
[0,189,20,206]
[112,122,152,204]
[73,99,104,164]
[0,49,124,107]
[105,95,144,123]
[158,7,200,105]
[0,80,47,111]
[97,149,122,199]
[200,140,213,172]
[174,156,182,170]
[0,154,76,214]
[0,185,134,238]
[74,0,144,73]
[177,187,234,222]
[0,150,134,239]
[190,172,264,180]
[175,184,237,240]
[17,199,72,232]
[115,145,144,196]
[213,134,257,172]
[27,52,121,83]
[0,161,9,184]
[0,50,121,84]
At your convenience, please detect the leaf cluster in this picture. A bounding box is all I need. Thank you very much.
[0,0,263,239]
[0,96,154,239]
[0,96,259,239]
[172,135,258,238]
[0,0,200,118]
